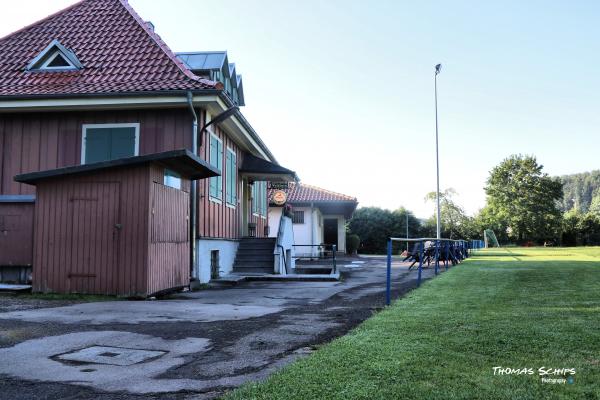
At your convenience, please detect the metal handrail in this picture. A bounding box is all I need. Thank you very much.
[293,244,337,274]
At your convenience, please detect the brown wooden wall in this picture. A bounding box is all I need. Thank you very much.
[33,163,192,296]
[1,108,269,241]
[33,165,150,295]
[0,202,34,266]
[0,109,193,196]
[148,165,189,294]
[196,110,268,239]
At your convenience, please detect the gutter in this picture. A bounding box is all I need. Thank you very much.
[187,91,199,281]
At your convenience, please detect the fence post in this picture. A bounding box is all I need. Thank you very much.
[417,241,424,286]
[445,241,449,271]
[386,238,392,306]
[333,245,337,274]
[434,240,439,275]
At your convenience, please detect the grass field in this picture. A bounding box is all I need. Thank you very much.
[225,247,600,400]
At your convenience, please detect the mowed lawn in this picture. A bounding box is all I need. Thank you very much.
[225,247,600,400]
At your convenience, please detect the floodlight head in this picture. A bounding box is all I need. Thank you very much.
[435,64,442,75]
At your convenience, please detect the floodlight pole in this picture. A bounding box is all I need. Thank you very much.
[434,64,442,240]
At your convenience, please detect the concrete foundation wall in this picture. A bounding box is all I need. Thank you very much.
[196,239,239,283]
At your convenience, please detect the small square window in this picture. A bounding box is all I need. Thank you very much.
[164,169,181,190]
[292,211,304,224]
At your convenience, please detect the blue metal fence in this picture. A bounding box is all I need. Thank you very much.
[385,237,482,306]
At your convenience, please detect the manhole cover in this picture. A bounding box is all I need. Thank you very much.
[57,346,166,366]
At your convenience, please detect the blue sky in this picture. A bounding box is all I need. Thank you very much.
[2,0,599,217]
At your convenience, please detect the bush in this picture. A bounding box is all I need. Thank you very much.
[346,234,360,255]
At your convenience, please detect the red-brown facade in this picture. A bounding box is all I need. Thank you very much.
[31,162,193,296]
[0,108,268,241]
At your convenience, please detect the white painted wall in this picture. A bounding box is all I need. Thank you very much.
[268,207,282,238]
[269,206,347,254]
[195,239,239,283]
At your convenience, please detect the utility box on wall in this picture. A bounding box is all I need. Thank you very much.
[15,150,218,297]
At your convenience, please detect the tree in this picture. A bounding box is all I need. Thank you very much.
[589,189,600,217]
[423,188,478,239]
[484,154,563,244]
[347,206,421,254]
[561,209,600,246]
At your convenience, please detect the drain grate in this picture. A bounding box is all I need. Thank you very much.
[57,346,166,366]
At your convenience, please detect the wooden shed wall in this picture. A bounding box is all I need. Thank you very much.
[147,164,190,294]
[0,202,34,266]
[32,165,150,295]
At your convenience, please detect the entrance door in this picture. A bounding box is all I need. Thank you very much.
[66,182,120,294]
[323,218,338,250]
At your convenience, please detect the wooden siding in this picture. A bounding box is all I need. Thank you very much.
[32,163,192,296]
[0,109,193,195]
[148,165,189,293]
[0,202,34,266]
[0,108,270,242]
[32,165,150,295]
[197,110,268,239]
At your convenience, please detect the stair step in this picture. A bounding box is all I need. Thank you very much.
[233,266,273,273]
[233,260,273,268]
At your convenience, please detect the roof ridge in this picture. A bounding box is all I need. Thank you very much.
[0,0,86,43]
[116,0,222,90]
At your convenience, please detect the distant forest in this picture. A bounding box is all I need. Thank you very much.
[559,170,600,212]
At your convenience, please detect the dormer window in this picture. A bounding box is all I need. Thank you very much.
[26,39,83,72]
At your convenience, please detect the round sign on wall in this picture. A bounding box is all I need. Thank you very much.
[271,190,287,205]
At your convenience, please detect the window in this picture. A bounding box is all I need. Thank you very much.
[226,148,237,206]
[26,39,83,72]
[252,181,267,216]
[292,210,305,224]
[164,169,181,190]
[81,123,139,164]
[209,134,223,201]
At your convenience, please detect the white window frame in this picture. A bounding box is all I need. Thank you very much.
[226,147,237,209]
[209,132,223,204]
[81,123,140,164]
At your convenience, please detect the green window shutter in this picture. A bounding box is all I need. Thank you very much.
[231,152,237,203]
[209,137,217,198]
[110,127,136,160]
[85,126,136,164]
[217,140,223,199]
[85,128,111,164]
[226,151,232,204]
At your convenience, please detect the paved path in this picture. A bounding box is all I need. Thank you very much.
[0,258,436,399]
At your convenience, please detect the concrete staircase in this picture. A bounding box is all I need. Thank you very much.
[233,237,276,274]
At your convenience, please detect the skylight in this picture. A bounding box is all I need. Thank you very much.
[26,39,83,72]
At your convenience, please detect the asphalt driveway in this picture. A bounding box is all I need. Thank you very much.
[0,257,434,399]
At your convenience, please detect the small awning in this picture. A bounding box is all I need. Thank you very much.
[15,149,220,185]
[240,153,297,182]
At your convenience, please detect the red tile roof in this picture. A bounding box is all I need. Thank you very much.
[281,183,357,203]
[0,0,220,97]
